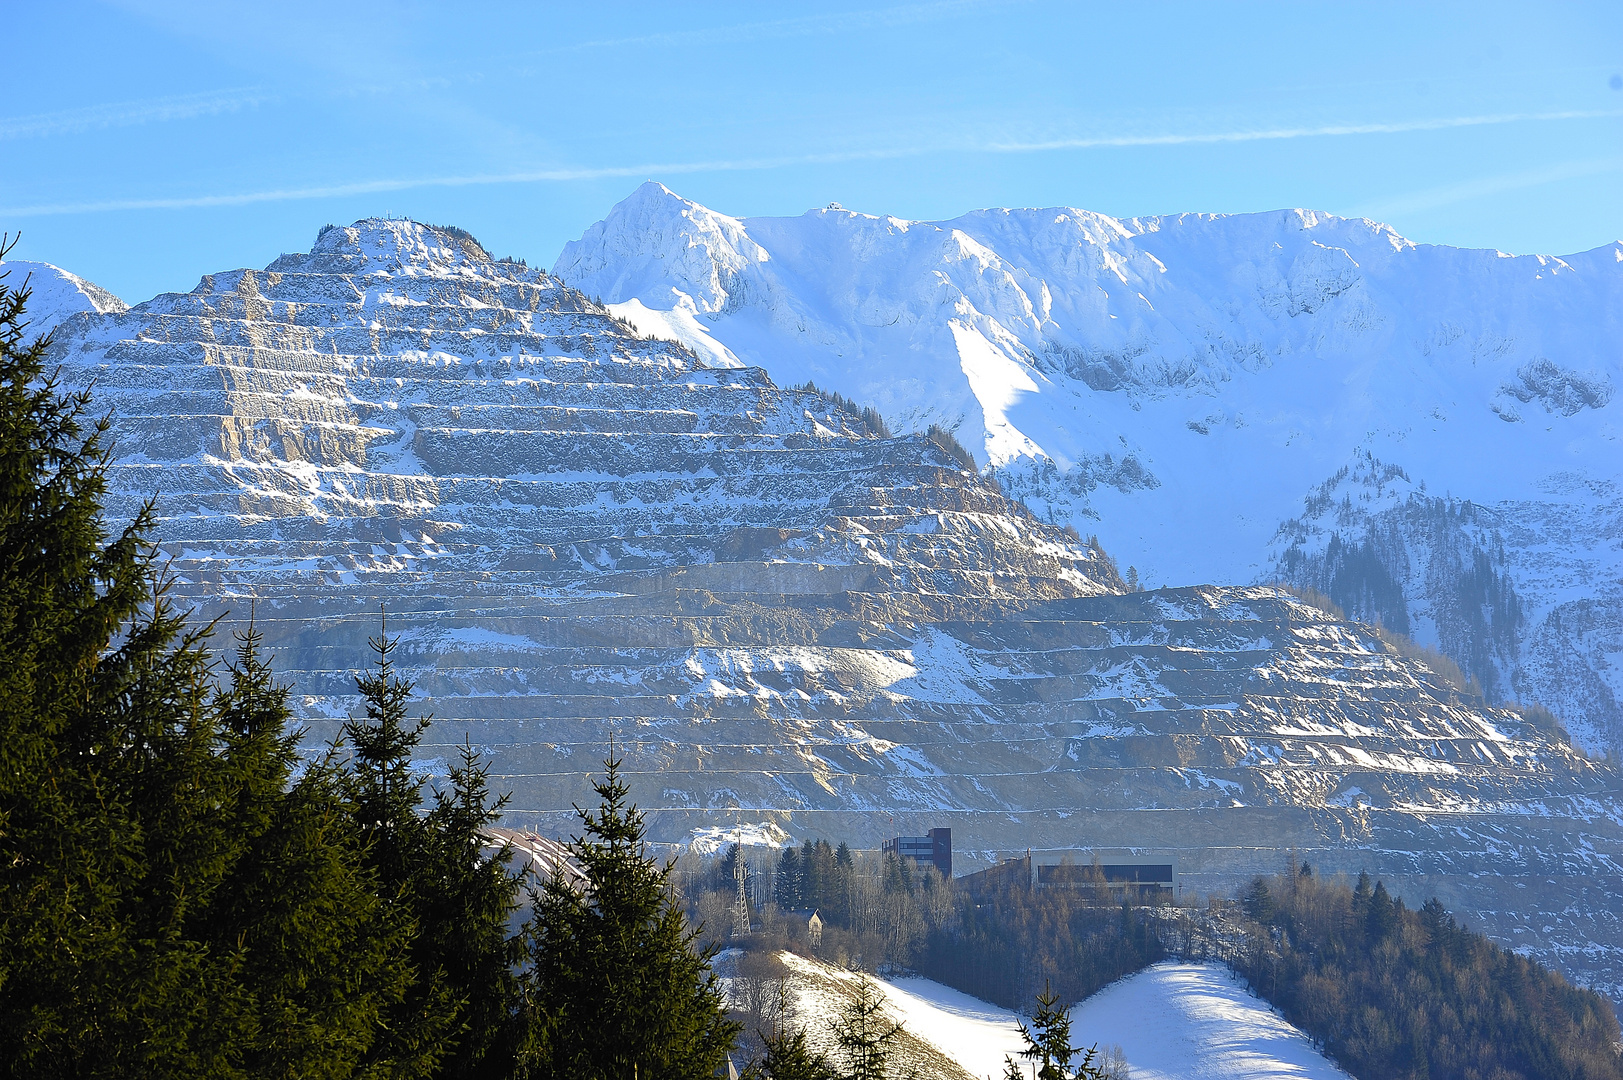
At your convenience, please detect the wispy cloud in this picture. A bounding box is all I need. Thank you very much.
[985,108,1623,152]
[1352,157,1623,221]
[548,0,1015,53]
[0,151,915,217]
[4,106,1617,219]
[0,88,276,141]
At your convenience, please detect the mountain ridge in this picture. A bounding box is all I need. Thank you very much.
[555,182,1623,758]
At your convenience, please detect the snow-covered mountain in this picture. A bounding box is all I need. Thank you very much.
[28,219,1623,1004]
[556,183,1623,755]
[0,259,128,330]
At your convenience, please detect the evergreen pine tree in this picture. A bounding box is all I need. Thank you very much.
[0,246,255,1077]
[526,750,739,1079]
[0,253,412,1078]
[751,1027,838,1080]
[0,245,146,1075]
[341,621,528,1079]
[1002,982,1109,1080]
[420,738,529,1078]
[830,977,903,1080]
[800,839,822,910]
[209,624,416,1080]
[341,623,456,1078]
[1365,880,1400,942]
[776,845,803,909]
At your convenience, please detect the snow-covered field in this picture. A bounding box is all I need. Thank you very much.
[1063,963,1349,1080]
[850,960,1347,1080]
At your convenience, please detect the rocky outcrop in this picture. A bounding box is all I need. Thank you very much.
[41,219,1623,1004]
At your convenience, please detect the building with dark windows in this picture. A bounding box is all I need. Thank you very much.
[958,852,1177,903]
[881,828,951,878]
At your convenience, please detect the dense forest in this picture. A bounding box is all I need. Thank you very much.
[1231,867,1623,1080]
[917,872,1163,1010]
[0,260,737,1080]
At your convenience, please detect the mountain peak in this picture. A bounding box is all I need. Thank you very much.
[304,218,496,273]
[554,183,765,314]
[626,178,695,207]
[602,181,739,233]
[0,259,128,337]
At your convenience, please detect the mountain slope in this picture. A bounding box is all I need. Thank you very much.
[854,961,1352,1080]
[34,219,1623,1004]
[555,183,1623,755]
[753,953,1350,1080]
[0,259,128,332]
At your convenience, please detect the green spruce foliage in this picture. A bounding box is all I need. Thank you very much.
[527,751,739,1079]
[831,977,904,1080]
[771,838,849,924]
[1003,983,1110,1080]
[1233,868,1623,1080]
[422,740,531,1077]
[0,250,415,1078]
[341,625,528,1079]
[919,876,1162,1010]
[212,626,416,1080]
[749,1028,838,1080]
[0,247,162,1075]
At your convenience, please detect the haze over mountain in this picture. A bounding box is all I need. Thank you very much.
[8,218,1623,1005]
[556,182,1623,757]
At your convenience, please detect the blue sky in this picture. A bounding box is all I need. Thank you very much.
[5,1,1620,302]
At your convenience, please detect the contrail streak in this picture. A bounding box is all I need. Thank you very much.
[550,0,1015,52]
[984,108,1623,152]
[3,107,1615,219]
[0,88,276,141]
[0,150,913,217]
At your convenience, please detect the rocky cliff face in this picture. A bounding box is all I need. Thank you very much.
[34,219,1623,1004]
[556,184,1623,760]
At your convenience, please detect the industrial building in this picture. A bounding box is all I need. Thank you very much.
[958,853,1177,903]
[881,828,952,878]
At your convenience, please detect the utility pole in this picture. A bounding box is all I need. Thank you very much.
[731,816,751,939]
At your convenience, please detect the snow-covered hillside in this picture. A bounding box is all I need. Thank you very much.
[0,259,128,331]
[555,183,1623,755]
[773,954,1348,1080]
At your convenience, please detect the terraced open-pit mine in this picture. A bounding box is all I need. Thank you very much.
[25,219,1623,1003]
